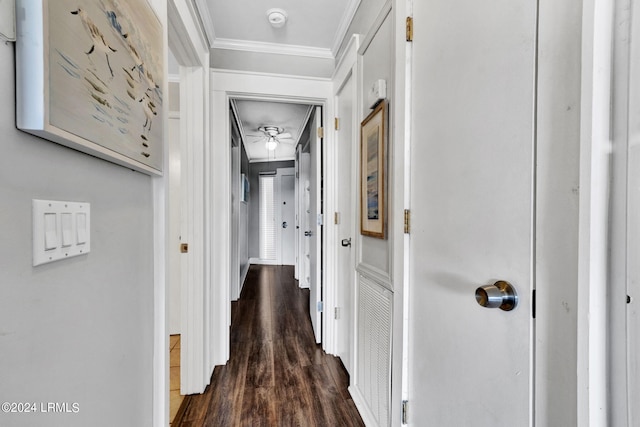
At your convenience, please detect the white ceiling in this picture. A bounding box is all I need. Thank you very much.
[202,0,359,56]
[184,1,358,162]
[194,0,360,77]
[232,99,313,163]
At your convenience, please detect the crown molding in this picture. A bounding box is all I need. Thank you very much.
[211,68,332,83]
[212,38,334,59]
[331,0,361,56]
[192,0,216,48]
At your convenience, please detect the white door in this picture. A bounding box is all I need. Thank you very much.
[299,151,311,288]
[407,1,536,425]
[279,171,296,265]
[335,76,355,373]
[168,114,181,334]
[308,106,323,343]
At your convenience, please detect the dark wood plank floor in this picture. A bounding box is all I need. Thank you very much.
[173,265,364,427]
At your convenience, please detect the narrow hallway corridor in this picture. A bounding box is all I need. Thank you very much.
[172,265,364,426]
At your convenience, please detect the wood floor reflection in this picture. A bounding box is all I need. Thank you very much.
[172,264,364,427]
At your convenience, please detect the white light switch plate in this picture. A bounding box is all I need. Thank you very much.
[33,199,91,266]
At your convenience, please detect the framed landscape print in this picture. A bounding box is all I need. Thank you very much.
[16,0,164,175]
[360,100,387,239]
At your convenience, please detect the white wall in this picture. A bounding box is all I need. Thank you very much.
[0,41,155,427]
[359,11,394,278]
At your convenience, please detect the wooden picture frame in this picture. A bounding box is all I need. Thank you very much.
[15,0,164,175]
[360,100,387,239]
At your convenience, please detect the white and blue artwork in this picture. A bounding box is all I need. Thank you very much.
[17,0,164,174]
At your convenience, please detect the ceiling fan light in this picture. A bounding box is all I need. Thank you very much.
[265,138,278,151]
[267,9,288,28]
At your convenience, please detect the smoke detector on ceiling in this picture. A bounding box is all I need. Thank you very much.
[267,8,288,28]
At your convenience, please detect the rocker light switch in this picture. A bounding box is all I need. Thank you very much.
[61,213,73,247]
[76,213,87,244]
[44,213,57,250]
[33,200,91,266]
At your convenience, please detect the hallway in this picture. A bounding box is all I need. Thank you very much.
[172,265,364,426]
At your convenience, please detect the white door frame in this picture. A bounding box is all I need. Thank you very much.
[325,34,360,358]
[610,0,634,424]
[229,111,242,300]
[160,5,211,427]
[576,0,613,424]
[210,70,333,357]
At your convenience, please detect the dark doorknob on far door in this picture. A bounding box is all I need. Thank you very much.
[304,231,312,237]
[282,222,288,229]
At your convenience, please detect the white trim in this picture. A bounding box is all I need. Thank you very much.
[168,0,208,67]
[326,35,360,359]
[331,0,362,57]
[212,67,332,83]
[211,89,231,367]
[192,0,216,48]
[249,257,280,266]
[356,263,393,292]
[166,0,212,402]
[577,0,614,425]
[393,1,411,425]
[168,74,181,83]
[212,38,334,59]
[333,35,360,86]
[349,385,378,426]
[249,156,296,164]
[610,0,633,424]
[399,1,413,425]
[358,0,393,56]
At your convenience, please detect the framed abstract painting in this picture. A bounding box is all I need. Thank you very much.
[360,100,387,239]
[16,0,164,175]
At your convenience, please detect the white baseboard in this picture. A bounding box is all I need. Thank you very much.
[249,257,279,265]
[240,264,250,293]
[349,385,378,427]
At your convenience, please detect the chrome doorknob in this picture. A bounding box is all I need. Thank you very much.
[304,231,312,237]
[475,280,518,311]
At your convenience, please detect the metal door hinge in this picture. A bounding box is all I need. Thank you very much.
[334,307,340,319]
[404,209,410,234]
[402,400,408,424]
[334,212,340,225]
[317,301,324,312]
[406,17,413,42]
[317,127,324,139]
[180,243,189,253]
[335,117,340,130]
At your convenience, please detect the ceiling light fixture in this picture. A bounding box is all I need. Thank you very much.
[265,137,278,151]
[267,8,288,28]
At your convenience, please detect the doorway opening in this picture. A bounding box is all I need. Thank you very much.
[229,98,324,344]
